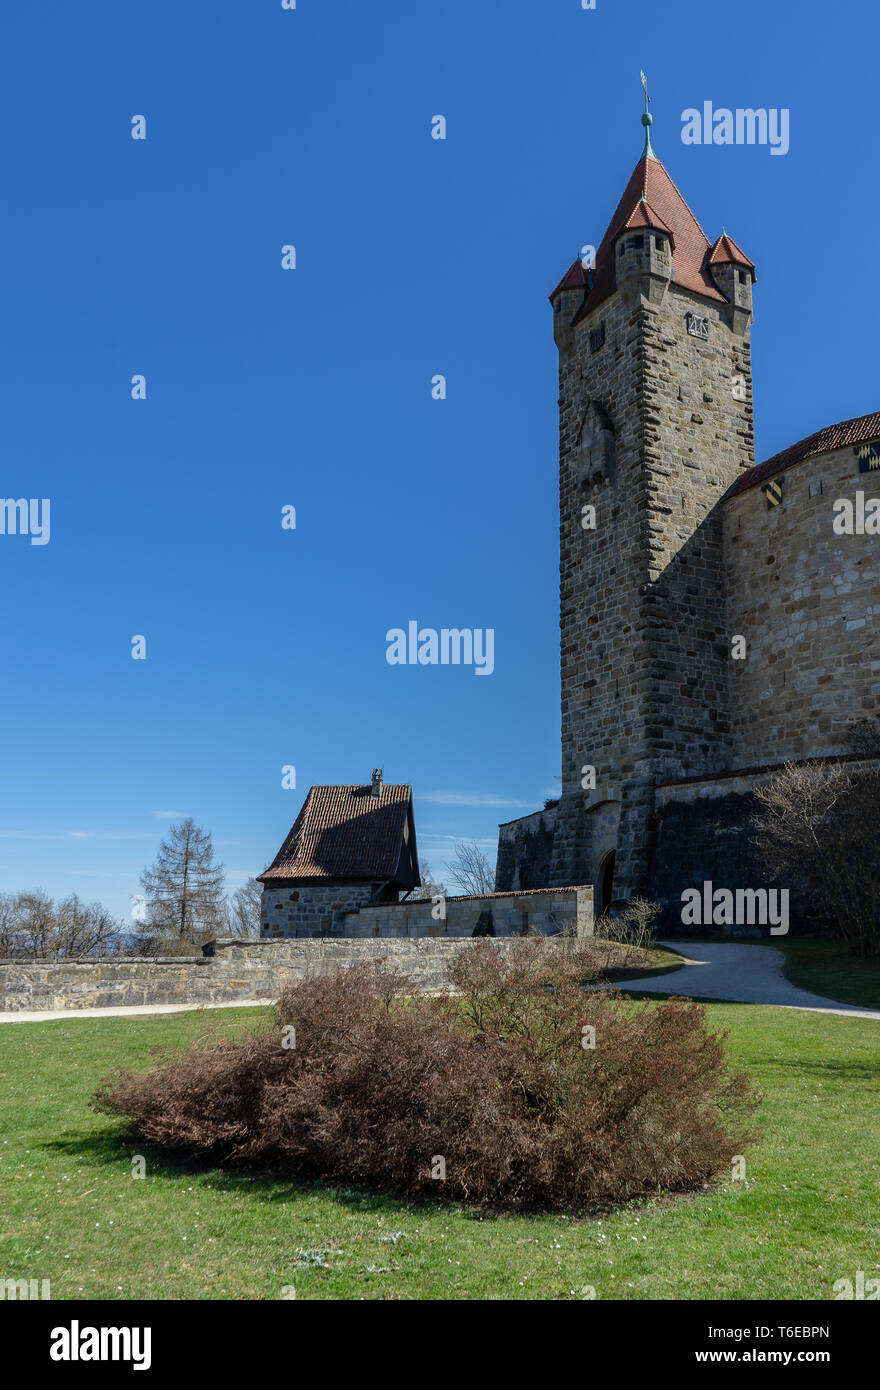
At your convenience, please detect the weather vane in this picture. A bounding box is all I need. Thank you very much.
[640,70,655,157]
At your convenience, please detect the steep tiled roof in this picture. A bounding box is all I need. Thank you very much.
[725,410,880,500]
[708,232,755,277]
[258,783,418,885]
[622,198,674,241]
[550,153,727,320]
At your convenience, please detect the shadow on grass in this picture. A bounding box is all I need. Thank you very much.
[39,1127,485,1220]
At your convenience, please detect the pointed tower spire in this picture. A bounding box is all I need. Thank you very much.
[640,70,655,159]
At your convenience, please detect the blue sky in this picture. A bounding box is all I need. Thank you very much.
[0,0,876,920]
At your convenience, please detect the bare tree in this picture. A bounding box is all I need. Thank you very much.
[226,877,263,937]
[0,891,21,957]
[15,889,56,959]
[1,890,121,960]
[752,740,880,958]
[445,841,495,896]
[406,859,447,901]
[140,818,225,944]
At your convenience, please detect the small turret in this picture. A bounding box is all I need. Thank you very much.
[550,261,589,350]
[708,232,756,335]
[614,197,674,305]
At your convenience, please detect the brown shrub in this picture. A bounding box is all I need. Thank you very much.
[93,943,758,1210]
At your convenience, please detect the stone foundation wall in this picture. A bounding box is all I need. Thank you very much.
[0,936,565,1014]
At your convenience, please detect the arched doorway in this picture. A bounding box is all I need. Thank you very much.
[597,850,616,917]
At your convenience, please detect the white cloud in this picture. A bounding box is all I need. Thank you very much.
[418,791,535,808]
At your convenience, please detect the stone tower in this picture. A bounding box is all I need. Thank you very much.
[547,109,757,910]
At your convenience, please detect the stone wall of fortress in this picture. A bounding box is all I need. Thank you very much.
[0,938,523,1014]
[0,890,593,1014]
[725,444,880,768]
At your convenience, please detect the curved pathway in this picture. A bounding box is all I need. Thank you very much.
[617,940,880,1019]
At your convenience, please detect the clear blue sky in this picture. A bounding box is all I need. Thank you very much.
[1,0,876,920]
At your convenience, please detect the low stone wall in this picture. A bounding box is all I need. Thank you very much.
[342,885,592,938]
[0,936,564,1014]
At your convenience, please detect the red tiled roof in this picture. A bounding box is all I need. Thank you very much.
[258,783,418,886]
[622,198,674,242]
[708,232,755,277]
[725,410,880,500]
[550,153,727,320]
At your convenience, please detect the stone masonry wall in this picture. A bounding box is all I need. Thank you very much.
[260,881,383,938]
[342,885,592,938]
[725,445,880,767]
[494,807,557,891]
[0,937,556,1014]
[552,240,754,903]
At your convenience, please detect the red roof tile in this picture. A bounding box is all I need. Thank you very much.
[708,232,755,278]
[550,153,727,321]
[622,198,674,242]
[725,411,880,500]
[258,783,419,886]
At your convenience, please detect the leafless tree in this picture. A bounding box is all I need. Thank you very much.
[406,859,447,901]
[752,730,880,958]
[226,877,263,937]
[0,889,122,959]
[445,841,495,896]
[0,891,21,957]
[140,818,225,943]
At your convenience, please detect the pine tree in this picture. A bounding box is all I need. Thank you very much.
[140,818,225,942]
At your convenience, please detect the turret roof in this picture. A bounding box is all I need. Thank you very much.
[550,152,728,320]
[708,232,756,279]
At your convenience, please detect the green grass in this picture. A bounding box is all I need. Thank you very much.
[600,942,685,985]
[764,938,880,1010]
[667,935,880,1009]
[2,1000,878,1299]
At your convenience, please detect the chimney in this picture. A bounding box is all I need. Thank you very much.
[370,768,383,800]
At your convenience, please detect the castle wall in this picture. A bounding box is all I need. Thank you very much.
[494,807,557,890]
[0,935,587,1014]
[725,445,880,767]
[342,885,592,938]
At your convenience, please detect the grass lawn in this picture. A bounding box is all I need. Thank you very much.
[1,999,878,1300]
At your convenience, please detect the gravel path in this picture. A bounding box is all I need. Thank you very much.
[0,999,274,1024]
[616,940,880,1019]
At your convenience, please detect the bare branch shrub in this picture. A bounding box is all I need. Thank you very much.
[592,897,659,970]
[94,943,758,1211]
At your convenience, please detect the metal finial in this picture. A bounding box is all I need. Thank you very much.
[639,70,655,158]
